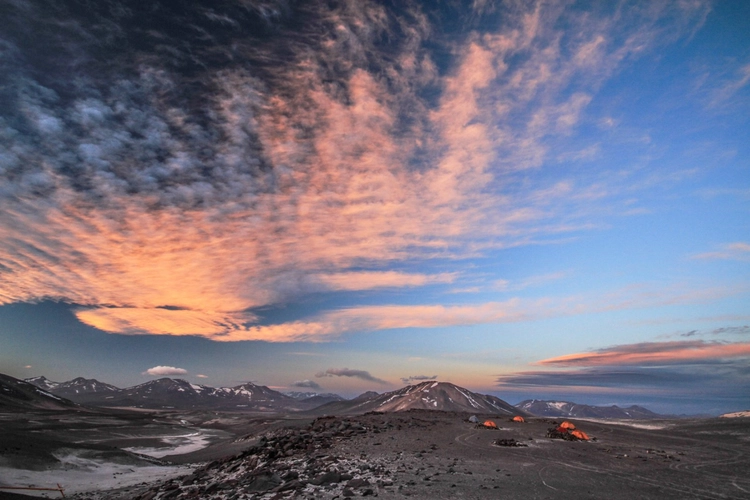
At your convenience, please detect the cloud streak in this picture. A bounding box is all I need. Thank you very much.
[401,375,437,384]
[537,340,750,367]
[315,368,387,385]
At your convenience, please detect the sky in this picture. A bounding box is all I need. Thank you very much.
[0,0,748,415]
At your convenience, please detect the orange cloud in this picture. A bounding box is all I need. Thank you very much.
[0,1,713,341]
[314,271,455,291]
[538,340,750,367]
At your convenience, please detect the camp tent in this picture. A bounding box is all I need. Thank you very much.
[570,430,590,441]
[512,416,525,423]
[469,415,479,423]
[483,420,498,429]
[559,421,576,430]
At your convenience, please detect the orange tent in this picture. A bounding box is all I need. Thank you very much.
[483,420,498,429]
[512,416,525,423]
[570,430,590,441]
[559,421,576,430]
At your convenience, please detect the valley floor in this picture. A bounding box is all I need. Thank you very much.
[1,410,749,499]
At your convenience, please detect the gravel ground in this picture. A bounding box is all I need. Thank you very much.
[66,411,750,500]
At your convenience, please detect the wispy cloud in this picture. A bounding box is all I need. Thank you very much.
[196,374,208,379]
[315,368,388,385]
[0,0,712,341]
[691,242,750,261]
[142,366,188,376]
[708,62,750,106]
[119,281,741,342]
[537,340,750,367]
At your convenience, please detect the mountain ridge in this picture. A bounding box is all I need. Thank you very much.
[516,399,664,419]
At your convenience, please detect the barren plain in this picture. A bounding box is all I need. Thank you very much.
[2,409,749,499]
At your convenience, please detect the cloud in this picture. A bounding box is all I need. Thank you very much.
[496,363,750,392]
[313,272,455,291]
[291,379,322,389]
[400,375,437,384]
[24,365,32,369]
[142,366,188,376]
[679,326,750,338]
[691,242,750,261]
[196,374,208,379]
[537,340,750,367]
[708,63,750,106]
[315,368,387,385]
[0,0,712,341]
[195,282,744,342]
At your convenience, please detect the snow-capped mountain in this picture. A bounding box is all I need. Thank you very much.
[1,373,79,411]
[24,375,60,392]
[310,382,525,416]
[515,400,663,419]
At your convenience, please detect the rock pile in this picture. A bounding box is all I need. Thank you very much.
[126,416,399,499]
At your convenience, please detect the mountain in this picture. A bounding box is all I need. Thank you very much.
[309,382,525,416]
[51,377,121,401]
[515,400,663,419]
[298,394,346,406]
[24,375,60,392]
[285,391,346,405]
[0,373,80,411]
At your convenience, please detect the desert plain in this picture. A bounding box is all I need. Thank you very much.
[2,408,749,499]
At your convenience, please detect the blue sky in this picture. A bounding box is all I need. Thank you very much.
[0,0,748,414]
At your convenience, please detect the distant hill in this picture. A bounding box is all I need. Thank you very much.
[516,399,663,419]
[309,382,525,416]
[0,373,80,411]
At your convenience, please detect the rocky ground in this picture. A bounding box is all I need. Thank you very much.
[66,411,750,500]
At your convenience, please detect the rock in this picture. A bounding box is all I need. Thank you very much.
[346,478,370,489]
[246,473,283,492]
[282,470,299,481]
[310,470,341,485]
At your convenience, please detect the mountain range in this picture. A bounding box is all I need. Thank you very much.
[21,375,526,415]
[515,399,664,419]
[14,374,675,418]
